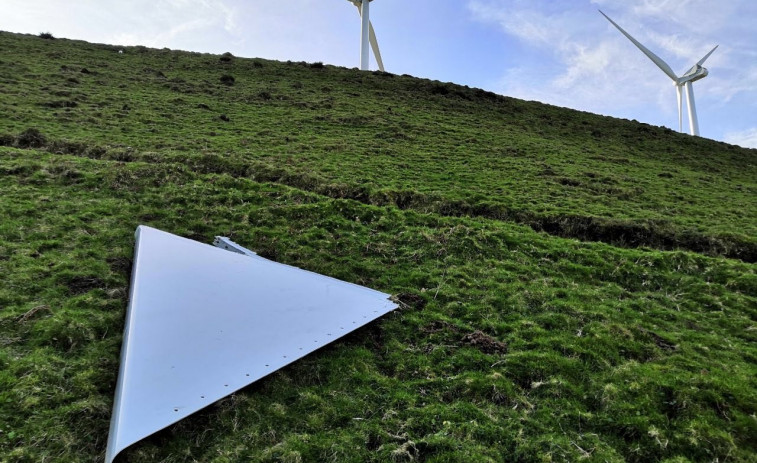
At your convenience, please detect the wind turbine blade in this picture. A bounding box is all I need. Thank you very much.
[696,45,718,66]
[368,21,385,72]
[676,85,683,133]
[599,10,678,82]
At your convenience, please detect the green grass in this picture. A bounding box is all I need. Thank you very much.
[0,31,754,259]
[0,31,755,462]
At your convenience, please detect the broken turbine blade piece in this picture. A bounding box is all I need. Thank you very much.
[105,225,397,463]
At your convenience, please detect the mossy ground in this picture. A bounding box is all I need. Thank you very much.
[0,32,755,462]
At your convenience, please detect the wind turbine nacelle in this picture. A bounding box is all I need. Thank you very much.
[678,65,708,85]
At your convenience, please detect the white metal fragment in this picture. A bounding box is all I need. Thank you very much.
[105,225,397,462]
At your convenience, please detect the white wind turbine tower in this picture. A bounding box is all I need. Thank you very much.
[347,0,385,71]
[599,10,718,136]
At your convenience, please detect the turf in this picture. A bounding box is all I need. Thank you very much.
[0,31,755,462]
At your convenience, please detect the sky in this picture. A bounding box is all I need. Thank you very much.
[1,0,756,148]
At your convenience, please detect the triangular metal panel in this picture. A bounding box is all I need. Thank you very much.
[106,226,397,462]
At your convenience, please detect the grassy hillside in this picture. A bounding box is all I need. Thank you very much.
[1,32,755,259]
[0,31,755,462]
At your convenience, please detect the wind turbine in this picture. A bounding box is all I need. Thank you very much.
[599,10,718,136]
[347,0,385,71]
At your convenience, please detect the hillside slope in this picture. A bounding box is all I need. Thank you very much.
[1,32,755,260]
[0,32,755,462]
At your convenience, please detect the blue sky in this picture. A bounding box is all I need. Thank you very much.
[2,0,755,148]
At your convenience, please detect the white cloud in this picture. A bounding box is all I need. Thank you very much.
[468,0,570,47]
[706,65,757,105]
[0,0,242,52]
[468,1,665,114]
[467,4,555,46]
[724,127,757,149]
[553,42,614,89]
[110,0,241,50]
[0,0,367,68]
